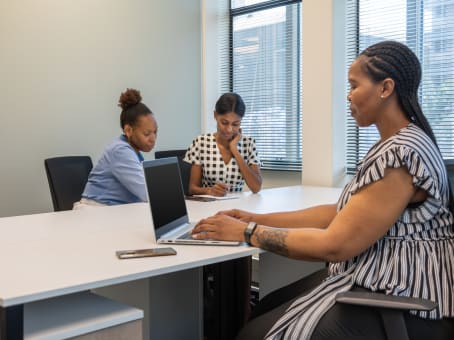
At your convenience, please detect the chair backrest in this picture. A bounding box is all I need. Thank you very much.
[44,156,93,211]
[444,159,454,188]
[154,149,190,196]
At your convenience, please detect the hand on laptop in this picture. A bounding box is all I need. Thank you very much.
[192,214,247,242]
[216,209,255,222]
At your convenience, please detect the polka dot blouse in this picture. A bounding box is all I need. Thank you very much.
[183,133,261,192]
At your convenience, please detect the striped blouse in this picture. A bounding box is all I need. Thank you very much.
[266,123,454,339]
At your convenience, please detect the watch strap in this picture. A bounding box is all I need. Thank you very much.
[244,222,258,245]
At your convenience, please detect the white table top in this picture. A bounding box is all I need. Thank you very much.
[0,185,341,307]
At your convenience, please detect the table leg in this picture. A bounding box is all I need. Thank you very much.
[0,305,23,340]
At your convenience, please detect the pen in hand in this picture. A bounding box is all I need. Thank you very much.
[210,182,230,196]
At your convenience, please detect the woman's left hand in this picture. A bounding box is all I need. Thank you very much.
[229,129,242,153]
[192,214,247,242]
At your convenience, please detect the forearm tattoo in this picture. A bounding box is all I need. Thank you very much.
[256,228,289,257]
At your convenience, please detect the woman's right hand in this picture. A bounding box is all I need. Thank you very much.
[208,182,229,196]
[216,209,255,222]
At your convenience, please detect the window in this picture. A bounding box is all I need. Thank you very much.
[345,0,454,173]
[228,0,302,171]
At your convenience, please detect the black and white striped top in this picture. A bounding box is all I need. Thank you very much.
[266,123,454,339]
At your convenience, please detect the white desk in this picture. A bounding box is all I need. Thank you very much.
[0,185,341,339]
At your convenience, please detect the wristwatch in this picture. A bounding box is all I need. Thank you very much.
[244,222,258,245]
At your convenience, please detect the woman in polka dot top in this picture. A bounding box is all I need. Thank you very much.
[184,92,262,196]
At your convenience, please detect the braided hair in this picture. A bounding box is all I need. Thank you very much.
[359,41,454,212]
[359,41,437,145]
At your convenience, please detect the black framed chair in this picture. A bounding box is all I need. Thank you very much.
[44,156,93,211]
[155,149,191,196]
[335,290,437,340]
[444,159,454,188]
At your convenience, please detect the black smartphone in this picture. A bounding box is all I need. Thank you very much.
[116,247,177,259]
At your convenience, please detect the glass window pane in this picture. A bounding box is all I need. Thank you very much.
[232,2,302,170]
[346,0,454,173]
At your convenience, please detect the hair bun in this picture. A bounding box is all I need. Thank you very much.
[118,88,142,110]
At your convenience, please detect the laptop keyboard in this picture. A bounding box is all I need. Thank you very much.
[179,231,194,240]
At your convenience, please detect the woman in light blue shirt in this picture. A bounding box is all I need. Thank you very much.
[75,88,157,207]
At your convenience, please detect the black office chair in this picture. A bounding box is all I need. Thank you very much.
[335,290,437,340]
[155,149,191,196]
[444,159,454,188]
[44,156,93,211]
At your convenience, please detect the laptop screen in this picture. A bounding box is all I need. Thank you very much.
[143,157,189,237]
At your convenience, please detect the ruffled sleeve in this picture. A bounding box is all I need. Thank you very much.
[183,135,203,166]
[349,145,442,223]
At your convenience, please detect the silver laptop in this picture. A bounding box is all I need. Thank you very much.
[143,157,240,246]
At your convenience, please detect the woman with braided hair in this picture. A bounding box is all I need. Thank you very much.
[75,88,158,208]
[191,41,454,339]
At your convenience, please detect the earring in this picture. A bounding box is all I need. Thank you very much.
[380,95,384,99]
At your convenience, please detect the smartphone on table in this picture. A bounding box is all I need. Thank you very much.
[116,247,177,259]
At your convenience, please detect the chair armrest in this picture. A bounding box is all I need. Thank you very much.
[335,291,437,311]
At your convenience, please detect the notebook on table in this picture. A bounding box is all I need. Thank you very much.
[143,157,240,246]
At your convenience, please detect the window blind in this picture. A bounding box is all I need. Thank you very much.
[228,0,302,171]
[217,0,231,95]
[345,0,454,173]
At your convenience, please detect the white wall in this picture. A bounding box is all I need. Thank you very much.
[301,0,347,187]
[0,0,201,217]
[1,0,349,216]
